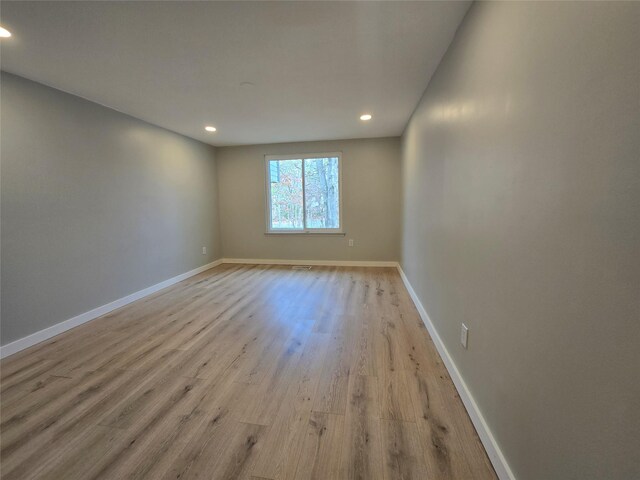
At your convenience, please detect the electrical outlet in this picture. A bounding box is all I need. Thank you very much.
[348,239,354,247]
[202,246,207,255]
[461,323,469,349]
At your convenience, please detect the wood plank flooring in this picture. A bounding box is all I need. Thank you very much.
[0,264,497,480]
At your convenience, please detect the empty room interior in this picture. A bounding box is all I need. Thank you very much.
[1,1,639,479]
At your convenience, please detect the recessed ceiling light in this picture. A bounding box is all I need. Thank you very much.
[205,126,217,132]
[0,27,12,38]
[360,114,372,121]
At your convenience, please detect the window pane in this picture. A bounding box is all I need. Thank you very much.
[303,157,340,229]
[269,161,280,183]
[269,159,303,230]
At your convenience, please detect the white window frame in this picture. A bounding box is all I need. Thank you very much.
[265,152,343,234]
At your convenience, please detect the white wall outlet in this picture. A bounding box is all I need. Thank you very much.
[202,246,207,255]
[461,323,469,349]
[348,239,354,247]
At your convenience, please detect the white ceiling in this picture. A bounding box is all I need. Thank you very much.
[0,1,470,146]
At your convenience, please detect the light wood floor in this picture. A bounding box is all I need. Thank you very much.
[0,264,496,480]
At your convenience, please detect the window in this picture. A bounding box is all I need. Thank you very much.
[265,153,342,233]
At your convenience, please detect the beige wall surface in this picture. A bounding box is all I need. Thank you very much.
[1,72,221,345]
[401,2,640,479]
[217,137,401,261]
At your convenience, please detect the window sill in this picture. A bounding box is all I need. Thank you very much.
[264,231,345,236]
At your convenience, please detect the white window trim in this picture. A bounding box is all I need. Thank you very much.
[264,152,343,234]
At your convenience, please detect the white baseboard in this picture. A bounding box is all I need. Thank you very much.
[396,265,516,480]
[222,258,399,268]
[0,259,223,359]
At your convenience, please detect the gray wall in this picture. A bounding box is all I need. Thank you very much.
[1,72,221,345]
[217,137,401,261]
[401,2,639,480]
